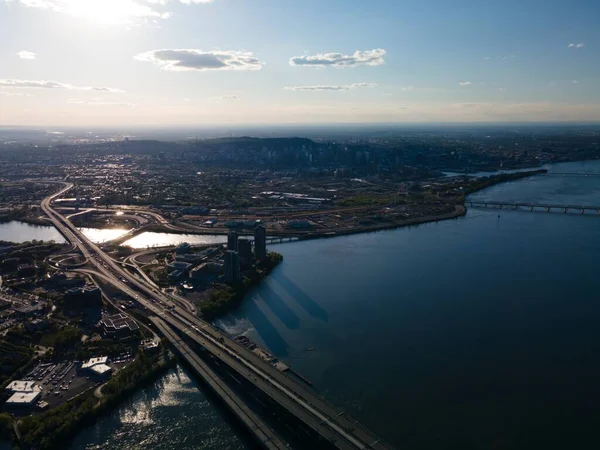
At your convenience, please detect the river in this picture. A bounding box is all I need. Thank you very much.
[4,160,600,449]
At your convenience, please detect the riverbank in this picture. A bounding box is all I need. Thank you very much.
[200,252,284,320]
[14,351,176,450]
[0,213,49,227]
[462,169,548,195]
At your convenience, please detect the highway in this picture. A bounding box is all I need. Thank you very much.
[151,317,290,450]
[41,182,393,450]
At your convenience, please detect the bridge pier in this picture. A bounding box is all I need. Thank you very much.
[546,206,550,212]
[564,208,567,214]
[581,209,585,215]
[530,206,534,211]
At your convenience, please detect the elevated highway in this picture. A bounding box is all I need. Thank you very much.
[41,182,393,450]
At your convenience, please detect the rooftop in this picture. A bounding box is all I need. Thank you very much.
[6,391,41,405]
[82,356,108,370]
[6,380,38,393]
[90,364,112,376]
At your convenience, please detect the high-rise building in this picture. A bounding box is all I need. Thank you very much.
[227,231,238,252]
[238,239,252,267]
[254,225,267,261]
[224,250,241,284]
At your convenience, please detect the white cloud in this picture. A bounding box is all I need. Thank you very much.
[568,43,584,49]
[483,56,491,60]
[0,91,34,97]
[4,0,172,25]
[289,49,386,68]
[135,49,265,71]
[572,80,579,84]
[210,95,239,100]
[17,50,36,60]
[0,79,124,92]
[459,81,472,86]
[285,83,377,91]
[147,0,213,4]
[67,99,134,106]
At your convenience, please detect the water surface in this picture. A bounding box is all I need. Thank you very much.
[0,221,65,243]
[122,232,227,249]
[70,160,600,450]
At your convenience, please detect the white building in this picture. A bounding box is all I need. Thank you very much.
[81,356,108,371]
[6,380,38,393]
[6,391,41,407]
[90,364,112,379]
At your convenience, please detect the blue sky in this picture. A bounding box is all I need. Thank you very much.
[0,0,599,126]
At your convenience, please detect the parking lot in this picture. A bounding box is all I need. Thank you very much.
[22,353,135,412]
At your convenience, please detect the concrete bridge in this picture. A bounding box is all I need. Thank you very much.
[544,172,600,178]
[468,200,600,214]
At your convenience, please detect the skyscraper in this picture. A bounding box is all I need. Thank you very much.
[254,225,267,261]
[238,238,252,268]
[227,231,238,252]
[224,250,241,284]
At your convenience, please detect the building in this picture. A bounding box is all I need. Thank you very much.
[168,270,183,281]
[227,231,238,252]
[98,313,140,339]
[175,242,191,255]
[175,253,205,264]
[14,304,43,317]
[166,261,192,275]
[25,319,49,332]
[89,364,112,380]
[254,225,267,261]
[17,264,36,277]
[80,356,113,380]
[224,251,241,284]
[81,356,108,371]
[238,238,252,267]
[6,380,38,393]
[6,391,41,408]
[64,285,102,311]
[5,380,41,409]
[0,258,18,271]
[141,339,160,354]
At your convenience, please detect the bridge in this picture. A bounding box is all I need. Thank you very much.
[544,172,600,178]
[41,182,393,450]
[468,200,600,214]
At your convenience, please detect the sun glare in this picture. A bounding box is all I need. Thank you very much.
[51,0,162,26]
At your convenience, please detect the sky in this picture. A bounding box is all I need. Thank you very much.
[0,0,599,126]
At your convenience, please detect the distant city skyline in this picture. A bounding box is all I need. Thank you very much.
[1,0,599,126]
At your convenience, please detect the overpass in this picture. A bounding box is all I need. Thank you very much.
[41,182,393,450]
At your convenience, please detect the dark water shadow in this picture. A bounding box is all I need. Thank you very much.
[273,272,329,322]
[245,297,289,357]
[257,282,300,330]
